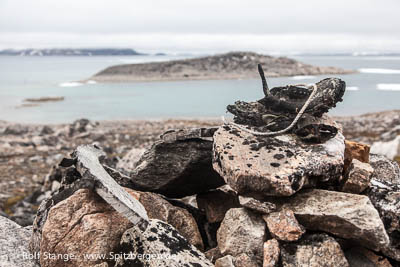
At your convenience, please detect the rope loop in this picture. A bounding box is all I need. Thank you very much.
[223,83,318,136]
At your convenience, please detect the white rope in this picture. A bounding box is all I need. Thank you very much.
[223,83,318,136]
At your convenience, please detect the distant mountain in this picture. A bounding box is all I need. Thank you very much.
[0,48,146,56]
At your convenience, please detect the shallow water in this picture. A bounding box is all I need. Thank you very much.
[0,55,399,123]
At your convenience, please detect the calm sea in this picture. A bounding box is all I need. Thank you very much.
[0,54,399,123]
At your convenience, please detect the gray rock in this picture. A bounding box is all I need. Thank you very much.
[215,255,235,267]
[280,233,349,267]
[213,126,345,196]
[0,215,39,267]
[115,219,213,267]
[277,189,389,252]
[239,195,276,214]
[217,208,266,259]
[129,128,225,198]
[366,154,400,261]
[341,159,373,194]
[116,148,145,172]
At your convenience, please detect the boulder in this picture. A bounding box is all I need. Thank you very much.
[239,195,276,214]
[129,128,225,198]
[131,189,204,250]
[263,239,280,267]
[215,255,235,267]
[197,189,240,223]
[213,126,345,196]
[280,233,349,267]
[115,219,213,267]
[344,247,392,267]
[0,215,39,267]
[341,159,373,194]
[217,208,266,259]
[39,189,133,267]
[263,209,305,242]
[277,189,389,252]
[344,140,370,172]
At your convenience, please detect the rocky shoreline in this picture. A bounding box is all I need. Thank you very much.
[89,51,354,82]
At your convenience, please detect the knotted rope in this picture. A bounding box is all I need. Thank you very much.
[222,83,318,136]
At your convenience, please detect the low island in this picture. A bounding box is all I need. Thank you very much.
[89,51,354,82]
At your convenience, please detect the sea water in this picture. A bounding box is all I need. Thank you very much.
[0,54,399,123]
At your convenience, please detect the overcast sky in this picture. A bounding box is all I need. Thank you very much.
[1,0,399,53]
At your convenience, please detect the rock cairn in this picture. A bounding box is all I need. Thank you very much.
[1,68,400,267]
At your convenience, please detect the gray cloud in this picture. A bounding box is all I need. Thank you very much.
[1,0,399,52]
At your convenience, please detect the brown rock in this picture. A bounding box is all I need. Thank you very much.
[281,233,349,267]
[128,189,204,250]
[344,140,370,173]
[213,126,345,197]
[342,159,373,193]
[204,247,223,263]
[234,253,259,267]
[263,239,280,267]
[278,189,389,252]
[239,195,276,214]
[215,255,235,267]
[217,208,266,258]
[40,189,133,267]
[197,189,240,223]
[263,209,305,242]
[345,247,392,267]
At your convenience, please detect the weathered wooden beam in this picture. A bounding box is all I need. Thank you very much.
[74,145,149,226]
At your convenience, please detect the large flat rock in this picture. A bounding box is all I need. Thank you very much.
[278,189,389,252]
[129,128,225,198]
[213,125,345,196]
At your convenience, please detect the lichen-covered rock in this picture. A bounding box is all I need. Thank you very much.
[263,239,280,267]
[131,190,204,250]
[129,128,225,198]
[341,159,373,194]
[197,189,240,223]
[213,126,345,196]
[215,255,235,267]
[344,247,392,267]
[280,233,349,267]
[278,189,389,252]
[39,189,133,267]
[263,209,305,242]
[115,219,213,267]
[366,154,400,261]
[217,208,265,259]
[344,140,370,172]
[0,216,39,267]
[239,195,276,214]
